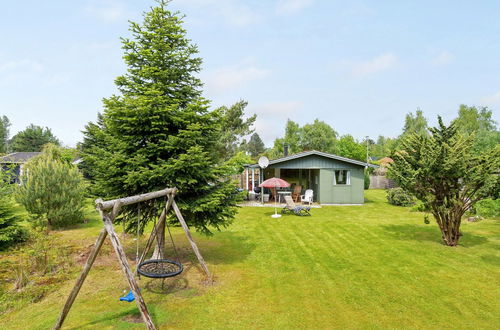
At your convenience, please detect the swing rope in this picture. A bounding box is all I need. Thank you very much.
[136,204,141,264]
[120,203,142,303]
[136,197,183,279]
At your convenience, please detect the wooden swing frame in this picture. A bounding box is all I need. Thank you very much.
[54,188,211,330]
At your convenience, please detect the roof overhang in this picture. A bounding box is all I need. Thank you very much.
[245,150,379,169]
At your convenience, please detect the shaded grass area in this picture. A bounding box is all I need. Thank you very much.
[0,190,499,329]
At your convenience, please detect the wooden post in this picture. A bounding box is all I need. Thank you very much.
[170,199,212,282]
[53,228,107,330]
[101,210,156,330]
[54,199,123,330]
[97,188,175,211]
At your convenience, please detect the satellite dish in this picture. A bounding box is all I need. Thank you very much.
[258,156,269,169]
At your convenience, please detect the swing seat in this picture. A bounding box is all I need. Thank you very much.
[137,259,183,278]
[120,290,135,302]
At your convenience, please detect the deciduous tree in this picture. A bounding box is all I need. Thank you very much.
[336,135,365,161]
[217,100,256,161]
[300,119,337,152]
[0,116,11,154]
[10,124,60,152]
[402,109,428,137]
[452,105,499,154]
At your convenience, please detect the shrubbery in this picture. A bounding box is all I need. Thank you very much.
[0,170,28,250]
[364,171,370,190]
[473,199,500,218]
[386,188,415,206]
[15,144,87,229]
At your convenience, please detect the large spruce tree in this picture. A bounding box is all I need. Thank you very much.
[80,0,240,236]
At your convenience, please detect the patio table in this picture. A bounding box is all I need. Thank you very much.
[277,191,292,203]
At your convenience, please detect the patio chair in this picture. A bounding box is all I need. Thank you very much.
[291,185,302,202]
[282,196,311,216]
[301,189,313,205]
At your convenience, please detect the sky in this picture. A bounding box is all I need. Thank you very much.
[1,0,500,147]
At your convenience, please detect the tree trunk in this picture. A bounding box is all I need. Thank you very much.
[433,211,462,246]
[151,219,165,259]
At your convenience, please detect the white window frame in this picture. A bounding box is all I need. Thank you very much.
[333,169,351,186]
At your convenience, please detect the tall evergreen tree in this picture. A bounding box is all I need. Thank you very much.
[246,132,266,158]
[80,0,240,235]
[10,124,60,152]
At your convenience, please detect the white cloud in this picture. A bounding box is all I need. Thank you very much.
[250,101,303,145]
[480,90,500,105]
[0,58,71,87]
[180,0,261,27]
[221,4,261,27]
[0,59,44,74]
[206,62,269,93]
[276,0,314,15]
[251,101,302,116]
[351,53,397,78]
[85,0,126,23]
[431,51,454,65]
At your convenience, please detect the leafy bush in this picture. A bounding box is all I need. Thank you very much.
[473,199,500,218]
[386,188,415,206]
[15,144,87,229]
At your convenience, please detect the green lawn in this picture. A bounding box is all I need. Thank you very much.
[1,190,499,329]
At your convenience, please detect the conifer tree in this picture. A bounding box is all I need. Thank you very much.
[15,144,87,229]
[389,117,500,246]
[0,170,28,249]
[80,0,241,235]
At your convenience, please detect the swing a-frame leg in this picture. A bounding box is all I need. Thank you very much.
[54,187,212,329]
[54,201,156,330]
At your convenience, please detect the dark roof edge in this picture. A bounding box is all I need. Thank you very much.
[245,150,379,168]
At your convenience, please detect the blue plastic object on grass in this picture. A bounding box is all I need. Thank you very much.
[120,290,135,302]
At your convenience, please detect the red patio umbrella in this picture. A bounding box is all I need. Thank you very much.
[259,177,290,218]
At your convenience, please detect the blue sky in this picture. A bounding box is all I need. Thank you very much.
[1,0,499,147]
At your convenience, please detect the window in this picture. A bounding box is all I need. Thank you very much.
[333,170,350,185]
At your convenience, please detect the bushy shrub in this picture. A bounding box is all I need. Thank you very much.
[0,171,28,250]
[386,188,415,206]
[0,197,29,250]
[15,144,87,229]
[364,170,370,190]
[473,199,500,218]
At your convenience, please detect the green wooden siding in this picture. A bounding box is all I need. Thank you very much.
[319,168,364,204]
[266,155,365,204]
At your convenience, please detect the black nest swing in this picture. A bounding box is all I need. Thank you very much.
[137,259,183,278]
[134,202,183,279]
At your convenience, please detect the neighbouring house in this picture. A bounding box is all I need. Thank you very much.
[244,150,377,204]
[369,157,396,189]
[0,152,41,184]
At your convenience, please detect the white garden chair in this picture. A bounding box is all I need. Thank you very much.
[301,189,313,205]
